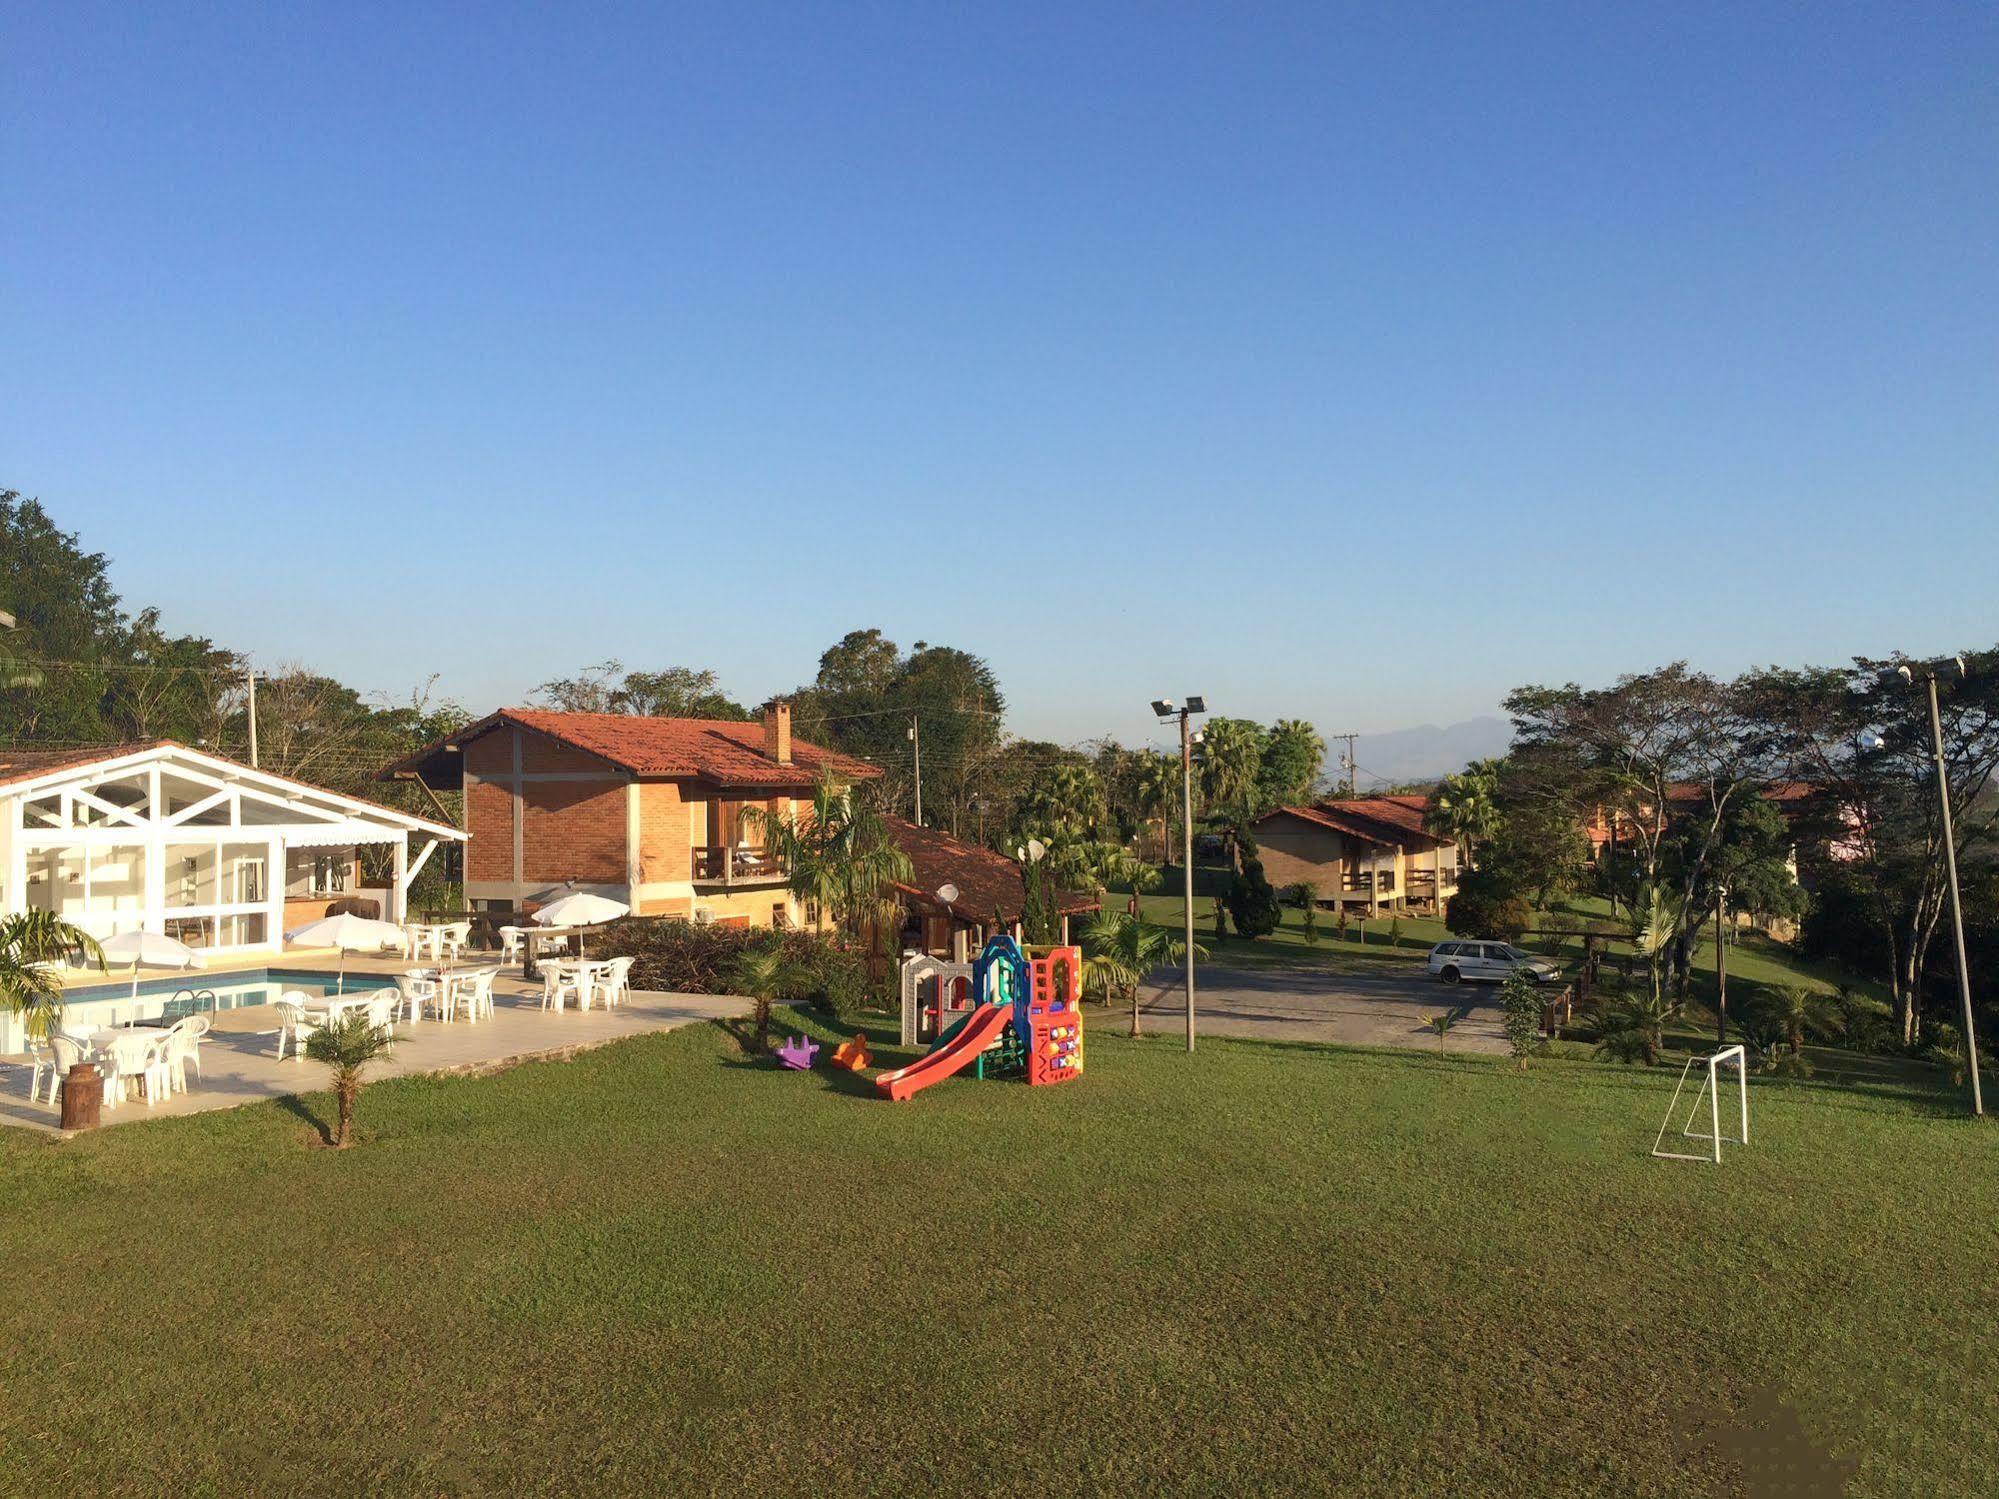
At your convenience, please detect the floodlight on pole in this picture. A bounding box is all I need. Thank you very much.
[1151,692,1208,1053]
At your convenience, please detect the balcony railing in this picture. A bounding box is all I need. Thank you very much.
[691,845,788,886]
[1339,872,1396,893]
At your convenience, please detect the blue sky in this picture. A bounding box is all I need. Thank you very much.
[5,3,1994,758]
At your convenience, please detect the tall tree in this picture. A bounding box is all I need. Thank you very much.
[1506,666,1764,1012]
[532,661,748,719]
[789,630,1004,833]
[1741,653,1999,1044]
[0,491,236,746]
[1258,719,1327,808]
[1199,717,1268,867]
[1132,752,1182,865]
[1427,761,1503,869]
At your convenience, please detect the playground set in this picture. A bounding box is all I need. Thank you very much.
[873,934,1085,1102]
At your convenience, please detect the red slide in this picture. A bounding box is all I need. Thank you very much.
[875,1005,1014,1102]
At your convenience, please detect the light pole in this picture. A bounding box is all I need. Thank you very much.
[1893,657,1982,1117]
[1152,695,1208,1052]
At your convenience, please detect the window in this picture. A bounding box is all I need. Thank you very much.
[772,903,789,930]
[308,855,350,895]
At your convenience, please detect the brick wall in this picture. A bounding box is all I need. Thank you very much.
[1254,819,1351,893]
[466,778,514,883]
[523,779,627,883]
[637,780,691,883]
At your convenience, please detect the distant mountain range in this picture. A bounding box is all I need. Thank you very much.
[1327,716,1513,790]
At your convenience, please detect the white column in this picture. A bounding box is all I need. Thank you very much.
[266,836,285,949]
[3,798,23,913]
[144,768,165,935]
[392,835,409,924]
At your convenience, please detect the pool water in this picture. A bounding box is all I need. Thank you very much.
[55,968,360,1031]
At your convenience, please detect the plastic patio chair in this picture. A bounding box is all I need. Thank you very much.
[273,995,320,1061]
[41,1034,92,1106]
[591,957,634,1010]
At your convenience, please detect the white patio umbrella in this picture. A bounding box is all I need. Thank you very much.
[531,892,629,928]
[98,929,205,1005]
[284,912,406,994]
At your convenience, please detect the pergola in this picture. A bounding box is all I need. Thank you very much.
[0,741,464,953]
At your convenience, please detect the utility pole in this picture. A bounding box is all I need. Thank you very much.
[908,715,922,824]
[1330,732,1358,796]
[246,669,260,769]
[1920,669,1982,1116]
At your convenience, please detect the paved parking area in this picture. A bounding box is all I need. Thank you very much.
[1134,962,1509,1054]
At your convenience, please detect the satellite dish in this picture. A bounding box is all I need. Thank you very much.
[936,883,960,905]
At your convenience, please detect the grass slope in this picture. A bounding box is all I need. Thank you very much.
[1,1014,1992,1495]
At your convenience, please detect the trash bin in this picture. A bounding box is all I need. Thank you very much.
[58,1062,103,1131]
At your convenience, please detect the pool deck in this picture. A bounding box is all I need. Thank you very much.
[1,957,746,1136]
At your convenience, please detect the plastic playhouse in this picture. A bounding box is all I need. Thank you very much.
[876,934,1084,1102]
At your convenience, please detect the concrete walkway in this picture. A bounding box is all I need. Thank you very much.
[0,970,745,1135]
[1134,962,1509,1054]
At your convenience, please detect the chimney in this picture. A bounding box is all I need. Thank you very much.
[764,700,792,765]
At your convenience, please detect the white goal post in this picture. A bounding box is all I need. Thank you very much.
[1651,1044,1749,1164]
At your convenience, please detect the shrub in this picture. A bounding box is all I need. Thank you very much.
[1499,970,1542,1068]
[1289,883,1320,946]
[601,918,873,1016]
[1224,854,1283,939]
[1445,868,1531,942]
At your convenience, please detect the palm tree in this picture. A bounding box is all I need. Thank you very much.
[729,943,806,1053]
[1754,985,1841,1061]
[1591,987,1677,1066]
[1198,719,1266,869]
[1080,911,1204,1037]
[1133,754,1181,867]
[743,773,914,943]
[0,911,104,1043]
[304,1010,395,1148]
[1427,762,1501,870]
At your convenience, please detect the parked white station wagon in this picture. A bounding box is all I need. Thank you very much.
[1426,940,1561,986]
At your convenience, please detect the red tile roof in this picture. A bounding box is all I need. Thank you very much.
[1256,795,1452,850]
[386,708,879,790]
[883,815,1098,924]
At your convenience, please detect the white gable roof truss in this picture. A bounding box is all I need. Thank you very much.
[3,744,462,843]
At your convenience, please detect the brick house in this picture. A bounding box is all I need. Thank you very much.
[383,703,876,928]
[1250,795,1460,917]
[880,814,1099,961]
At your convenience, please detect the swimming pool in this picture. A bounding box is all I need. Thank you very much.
[13,968,363,1052]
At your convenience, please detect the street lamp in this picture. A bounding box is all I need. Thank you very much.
[1153,694,1208,1052]
[1886,656,1982,1117]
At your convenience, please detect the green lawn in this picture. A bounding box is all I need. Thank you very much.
[1116,888,1452,973]
[2,1013,1993,1494]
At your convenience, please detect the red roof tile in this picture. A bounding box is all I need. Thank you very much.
[386,708,879,790]
[883,815,1098,923]
[1256,795,1452,850]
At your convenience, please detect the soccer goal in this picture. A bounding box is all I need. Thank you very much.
[1651,1044,1749,1164]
